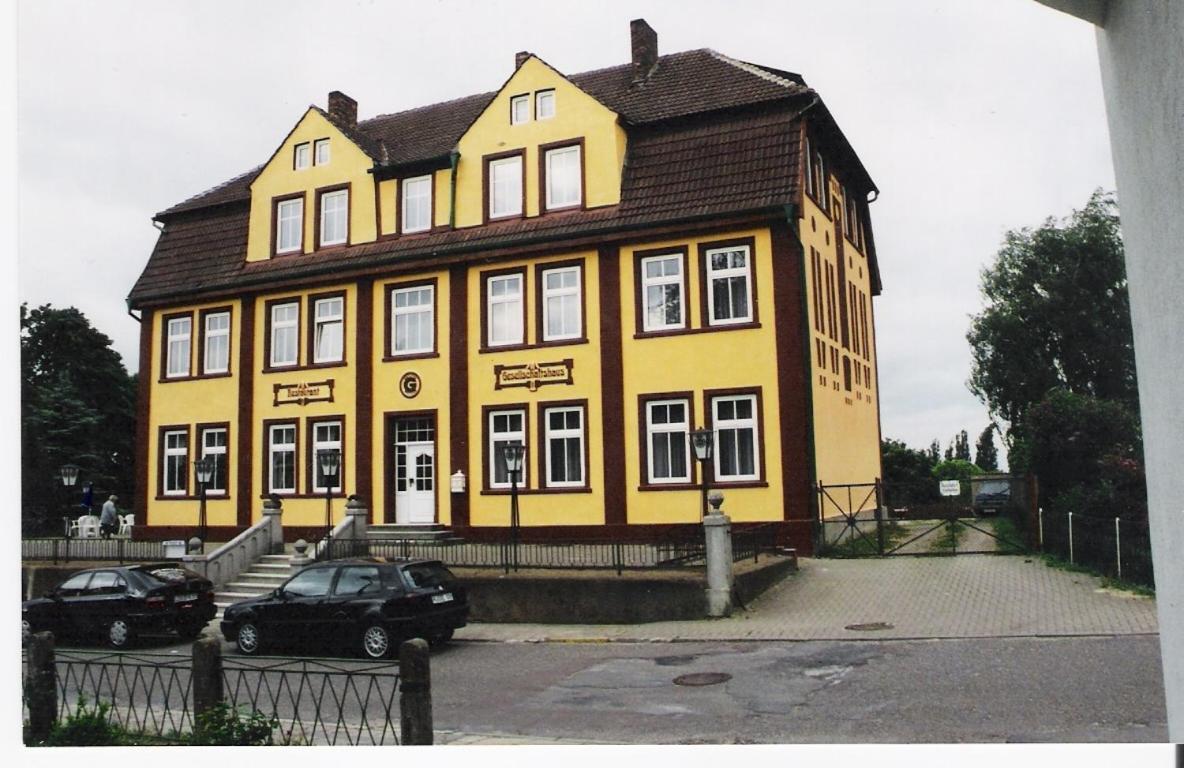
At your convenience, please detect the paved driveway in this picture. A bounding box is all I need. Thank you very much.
[457,555,1159,643]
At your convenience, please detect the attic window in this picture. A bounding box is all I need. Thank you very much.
[315,138,331,165]
[510,94,530,125]
[294,143,311,170]
[535,90,555,120]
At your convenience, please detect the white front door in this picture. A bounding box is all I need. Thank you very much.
[395,438,435,524]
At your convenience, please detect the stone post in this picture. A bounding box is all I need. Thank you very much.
[24,631,56,744]
[703,490,733,618]
[262,496,284,554]
[399,638,433,745]
[191,636,224,734]
[346,496,369,557]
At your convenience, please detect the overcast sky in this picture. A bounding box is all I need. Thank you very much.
[16,0,1113,459]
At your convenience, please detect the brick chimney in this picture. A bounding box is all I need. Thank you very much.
[327,91,357,128]
[515,51,532,69]
[630,19,658,82]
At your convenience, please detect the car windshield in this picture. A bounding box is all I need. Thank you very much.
[402,563,456,589]
[977,480,1010,495]
[137,565,198,586]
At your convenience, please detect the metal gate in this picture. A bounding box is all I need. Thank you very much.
[816,476,1032,558]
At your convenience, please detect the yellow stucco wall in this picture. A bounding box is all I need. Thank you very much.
[246,110,378,263]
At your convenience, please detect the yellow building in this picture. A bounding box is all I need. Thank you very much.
[128,20,883,554]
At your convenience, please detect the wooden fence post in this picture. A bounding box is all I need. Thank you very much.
[399,638,433,745]
[25,631,57,743]
[191,636,224,733]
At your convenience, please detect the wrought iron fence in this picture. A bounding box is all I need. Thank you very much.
[23,648,403,746]
[1039,509,1155,588]
[732,523,778,563]
[22,537,177,564]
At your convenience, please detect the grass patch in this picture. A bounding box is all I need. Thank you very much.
[1035,552,1156,596]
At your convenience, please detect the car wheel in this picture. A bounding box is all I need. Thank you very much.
[360,623,391,659]
[107,619,134,649]
[429,628,454,647]
[235,621,262,655]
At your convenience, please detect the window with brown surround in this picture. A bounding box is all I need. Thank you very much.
[633,246,689,336]
[510,93,530,125]
[294,142,310,170]
[699,236,759,328]
[400,175,433,234]
[483,404,529,491]
[480,266,528,351]
[315,184,350,248]
[705,388,767,487]
[197,422,230,495]
[536,259,585,344]
[307,415,345,495]
[638,392,698,490]
[265,297,301,370]
[272,193,305,257]
[538,399,589,491]
[158,425,190,498]
[263,419,299,496]
[314,138,330,166]
[161,311,193,380]
[483,149,525,222]
[539,138,584,213]
[385,278,437,360]
[198,307,232,377]
[308,291,346,366]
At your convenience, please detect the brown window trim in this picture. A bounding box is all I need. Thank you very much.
[195,421,231,497]
[263,296,302,372]
[704,386,769,487]
[293,142,310,171]
[270,192,306,258]
[314,182,352,251]
[698,236,760,328]
[156,424,191,499]
[482,148,526,225]
[632,245,689,338]
[538,137,586,215]
[306,290,348,368]
[159,310,194,382]
[637,391,698,491]
[197,305,234,379]
[396,173,436,237]
[262,418,300,497]
[509,92,530,124]
[534,258,587,346]
[536,399,591,492]
[384,277,439,361]
[479,265,529,352]
[305,414,347,497]
[481,403,531,493]
[313,137,331,166]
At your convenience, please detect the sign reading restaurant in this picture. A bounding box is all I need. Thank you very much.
[493,359,574,391]
[273,379,336,406]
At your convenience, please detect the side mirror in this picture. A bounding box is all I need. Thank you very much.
[276,589,289,601]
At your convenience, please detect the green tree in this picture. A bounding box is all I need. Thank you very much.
[881,439,940,506]
[954,430,971,461]
[967,190,1137,430]
[974,426,999,471]
[21,304,136,534]
[927,440,941,463]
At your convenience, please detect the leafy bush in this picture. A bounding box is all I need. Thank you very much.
[42,696,126,746]
[191,702,280,746]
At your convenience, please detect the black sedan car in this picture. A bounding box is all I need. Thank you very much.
[22,563,216,648]
[220,558,468,659]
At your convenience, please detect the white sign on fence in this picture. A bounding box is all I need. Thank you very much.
[161,540,187,558]
[939,480,962,497]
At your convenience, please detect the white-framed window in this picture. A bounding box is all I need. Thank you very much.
[270,301,299,367]
[542,265,581,341]
[313,296,344,364]
[268,424,296,494]
[486,273,523,347]
[713,394,759,481]
[163,429,188,495]
[641,254,685,331]
[276,197,303,254]
[392,284,434,355]
[311,420,342,493]
[203,311,230,374]
[319,189,349,247]
[535,89,555,120]
[510,94,530,125]
[314,138,330,165]
[401,175,432,234]
[544,406,584,487]
[200,426,227,494]
[645,399,690,484]
[545,145,581,210]
[294,142,310,170]
[166,316,191,378]
[488,155,523,219]
[705,245,753,325]
[488,409,525,489]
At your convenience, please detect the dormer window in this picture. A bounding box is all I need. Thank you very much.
[535,90,555,120]
[294,142,311,170]
[276,196,304,254]
[510,94,530,125]
[401,176,432,234]
[487,153,523,220]
[314,138,330,165]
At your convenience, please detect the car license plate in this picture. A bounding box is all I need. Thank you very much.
[431,593,453,604]
[176,593,197,603]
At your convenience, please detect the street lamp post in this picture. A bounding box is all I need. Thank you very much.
[690,428,715,517]
[59,464,80,538]
[194,456,214,545]
[500,443,526,572]
[317,448,342,546]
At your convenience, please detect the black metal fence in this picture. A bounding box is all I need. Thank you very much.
[1039,509,1155,588]
[22,537,177,564]
[23,647,404,746]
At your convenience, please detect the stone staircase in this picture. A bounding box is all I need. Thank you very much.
[213,552,302,619]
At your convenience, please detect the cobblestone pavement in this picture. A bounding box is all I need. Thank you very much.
[456,554,1158,643]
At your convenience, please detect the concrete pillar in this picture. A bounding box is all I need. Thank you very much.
[191,635,224,729]
[261,497,283,554]
[24,632,56,743]
[346,496,369,544]
[703,491,733,618]
[399,638,433,745]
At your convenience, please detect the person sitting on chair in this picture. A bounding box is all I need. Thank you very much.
[99,495,119,539]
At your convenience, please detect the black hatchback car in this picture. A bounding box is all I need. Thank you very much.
[220,558,467,659]
[22,564,216,648]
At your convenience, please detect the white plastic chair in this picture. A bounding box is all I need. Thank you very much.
[118,514,134,538]
[77,515,100,538]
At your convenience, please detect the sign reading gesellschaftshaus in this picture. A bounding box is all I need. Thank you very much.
[493,359,574,392]
[273,379,336,406]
